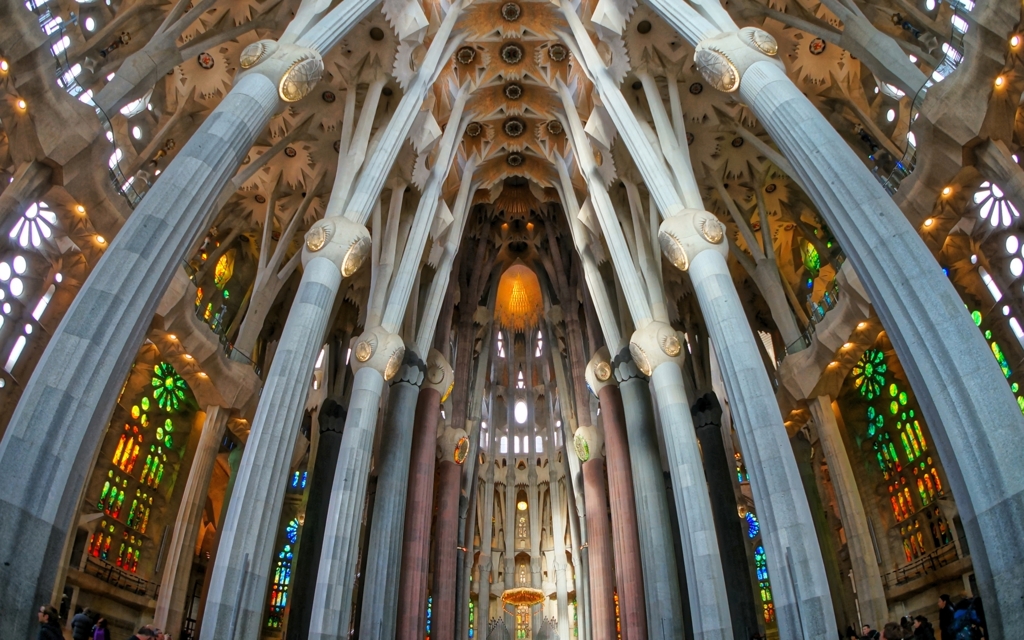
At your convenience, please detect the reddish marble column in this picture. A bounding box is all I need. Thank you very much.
[582,457,618,640]
[598,384,648,640]
[395,387,441,640]
[431,459,463,640]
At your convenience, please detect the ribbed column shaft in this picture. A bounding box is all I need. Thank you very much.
[0,72,278,640]
[807,396,888,627]
[154,406,229,636]
[596,385,647,640]
[550,473,570,640]
[308,366,386,640]
[395,387,442,640]
[689,249,833,639]
[651,363,732,640]
[358,366,424,640]
[201,257,343,640]
[475,467,496,640]
[691,394,760,640]
[432,460,464,640]
[616,367,685,639]
[581,459,617,640]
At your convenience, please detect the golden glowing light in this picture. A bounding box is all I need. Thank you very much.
[16,99,26,110]
[517,500,528,511]
[843,342,853,349]
[75,204,86,214]
[924,218,934,227]
[95,235,106,244]
[995,75,1006,88]
[0,60,8,72]
[168,334,177,340]
[1012,35,1022,47]
[857,322,868,329]
[941,186,952,197]
[495,264,543,332]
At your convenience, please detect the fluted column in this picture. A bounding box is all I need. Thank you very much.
[613,354,685,638]
[433,454,466,640]
[592,378,647,640]
[357,353,426,640]
[395,385,443,640]
[691,394,759,640]
[154,406,230,636]
[475,439,497,640]
[807,396,888,627]
[574,423,617,640]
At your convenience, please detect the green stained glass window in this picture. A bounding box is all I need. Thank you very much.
[852,349,887,400]
[152,362,187,411]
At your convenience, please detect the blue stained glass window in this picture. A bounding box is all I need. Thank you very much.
[745,512,760,538]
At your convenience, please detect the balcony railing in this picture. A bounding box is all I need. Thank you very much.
[881,538,965,589]
[82,555,160,599]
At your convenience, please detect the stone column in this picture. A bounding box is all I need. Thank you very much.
[0,70,279,639]
[614,354,686,639]
[807,396,888,627]
[588,361,647,640]
[575,426,617,640]
[433,451,466,640]
[154,406,229,636]
[691,393,760,640]
[287,400,346,640]
[200,255,348,640]
[475,438,497,640]
[395,384,444,640]
[356,352,427,640]
[550,472,570,640]
[307,326,405,640]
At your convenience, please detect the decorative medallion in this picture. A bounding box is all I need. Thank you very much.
[384,346,405,381]
[686,132,694,146]
[731,136,744,148]
[279,54,323,102]
[501,2,521,21]
[636,19,652,34]
[809,38,826,55]
[239,42,267,69]
[659,228,689,271]
[197,52,215,69]
[341,235,371,277]
[369,26,385,41]
[548,44,567,62]
[507,152,524,167]
[546,120,563,135]
[501,43,524,64]
[503,118,525,137]
[255,194,266,204]
[466,122,483,137]
[305,224,330,252]
[745,28,778,56]
[354,339,374,363]
[504,83,523,100]
[695,48,739,92]
[284,146,297,157]
[457,46,476,65]
[689,82,703,94]
[697,217,725,244]
[574,432,590,462]
[594,361,612,382]
[322,90,336,103]
[765,183,777,193]
[454,436,470,464]
[628,342,652,376]
[661,334,682,357]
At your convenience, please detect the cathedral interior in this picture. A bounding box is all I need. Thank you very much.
[1,0,1023,636]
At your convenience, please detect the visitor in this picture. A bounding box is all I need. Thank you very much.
[126,625,156,640]
[862,624,882,640]
[913,615,936,640]
[92,617,111,640]
[882,622,905,639]
[71,606,97,640]
[938,595,956,640]
[36,605,62,640]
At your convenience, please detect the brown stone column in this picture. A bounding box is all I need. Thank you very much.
[395,386,441,640]
[431,459,463,640]
[598,384,648,640]
[581,455,617,640]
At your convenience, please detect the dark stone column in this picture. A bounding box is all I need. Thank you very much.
[581,458,617,640]
[432,459,464,640]
[691,392,760,640]
[395,386,442,640]
[596,384,647,640]
[286,400,346,640]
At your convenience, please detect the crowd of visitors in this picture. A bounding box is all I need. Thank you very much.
[38,605,172,640]
[842,595,986,640]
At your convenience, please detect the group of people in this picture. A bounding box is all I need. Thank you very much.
[849,595,987,640]
[36,605,171,640]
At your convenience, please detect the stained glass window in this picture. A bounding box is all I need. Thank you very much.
[10,201,57,249]
[291,471,308,490]
[267,517,300,629]
[468,601,475,638]
[426,595,433,639]
[754,545,775,623]
[152,362,188,411]
[852,349,887,400]
[735,452,749,483]
[745,512,760,538]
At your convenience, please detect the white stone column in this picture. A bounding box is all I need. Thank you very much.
[807,396,888,628]
[154,406,230,636]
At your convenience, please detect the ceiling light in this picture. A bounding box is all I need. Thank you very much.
[95,235,105,244]
[517,500,528,511]
[1012,35,1021,48]
[941,186,952,197]
[924,218,934,227]
[16,99,26,110]
[75,204,86,214]
[843,342,853,349]
[0,60,8,72]
[995,75,1006,88]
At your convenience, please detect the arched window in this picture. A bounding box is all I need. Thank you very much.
[514,436,521,454]
[514,400,528,424]
[535,330,543,357]
[500,436,508,454]
[523,435,529,453]
[516,369,525,389]
[10,202,57,249]
[974,181,1020,227]
[497,331,506,358]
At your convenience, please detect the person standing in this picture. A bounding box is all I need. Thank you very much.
[862,624,882,640]
[71,607,96,640]
[938,595,956,640]
[36,605,62,640]
[92,618,111,640]
[913,615,937,640]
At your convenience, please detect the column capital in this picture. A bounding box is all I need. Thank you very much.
[301,215,372,275]
[438,426,470,465]
[350,325,406,381]
[694,28,783,93]
[237,41,324,104]
[585,346,616,396]
[658,209,728,273]
[390,349,427,387]
[612,347,646,383]
[690,391,723,431]
[422,348,454,397]
[573,425,604,462]
[319,398,347,434]
[628,321,684,377]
